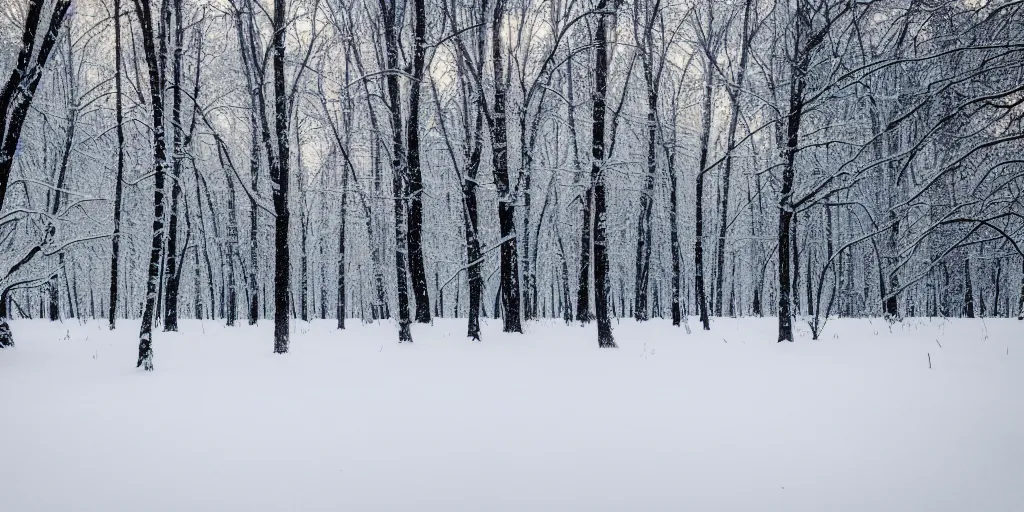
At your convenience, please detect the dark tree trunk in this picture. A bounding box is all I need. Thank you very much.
[964,258,975,318]
[464,96,484,340]
[382,0,412,342]
[337,182,348,329]
[48,279,59,321]
[195,166,219,322]
[318,242,326,320]
[0,0,72,210]
[300,213,309,322]
[576,186,593,323]
[805,237,814,317]
[272,0,291,353]
[592,0,616,348]
[557,228,573,324]
[565,55,591,325]
[791,214,802,316]
[193,250,203,319]
[223,148,240,326]
[435,272,443,317]
[694,48,713,331]
[449,7,486,339]
[247,142,261,325]
[493,282,502,319]
[464,175,483,339]
[728,257,737,317]
[163,0,185,332]
[992,261,1001,317]
[883,216,901,319]
[109,0,126,330]
[749,175,764,317]
[132,0,166,370]
[634,25,658,322]
[777,162,796,340]
[776,0,836,339]
[156,245,166,323]
[407,0,431,324]
[1017,261,1024,320]
[653,279,661,318]
[979,273,987,317]
[490,0,522,333]
[89,277,96,319]
[668,141,682,326]
[778,40,812,343]
[234,0,262,326]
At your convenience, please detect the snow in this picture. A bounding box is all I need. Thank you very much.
[1,317,1022,511]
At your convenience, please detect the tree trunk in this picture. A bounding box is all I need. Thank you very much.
[272,0,291,353]
[566,55,591,324]
[964,258,975,318]
[49,46,76,322]
[234,0,262,326]
[300,213,309,322]
[592,0,616,348]
[463,62,485,339]
[777,38,812,343]
[193,250,203,319]
[382,0,412,342]
[195,166,219,322]
[109,0,126,330]
[163,0,185,331]
[0,0,72,210]
[577,187,593,323]
[634,28,658,322]
[223,149,240,326]
[337,175,348,329]
[694,46,713,331]
[1017,261,1024,320]
[133,0,166,370]
[883,210,900,318]
[668,138,682,326]
[47,279,59,321]
[714,0,752,316]
[407,0,431,324]
[557,224,573,324]
[491,0,522,333]
[247,143,261,324]
[993,260,1001,317]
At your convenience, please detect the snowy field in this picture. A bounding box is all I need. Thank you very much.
[1,317,1021,511]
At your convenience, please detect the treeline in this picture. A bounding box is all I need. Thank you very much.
[1,0,1022,362]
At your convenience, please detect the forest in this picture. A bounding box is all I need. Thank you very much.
[1,0,1023,369]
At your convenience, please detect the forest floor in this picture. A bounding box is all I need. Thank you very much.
[1,317,1021,511]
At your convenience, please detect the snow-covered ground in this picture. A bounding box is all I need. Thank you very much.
[1,317,1021,511]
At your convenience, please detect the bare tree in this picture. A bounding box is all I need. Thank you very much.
[131,0,168,369]
[592,0,616,348]
[271,0,291,353]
